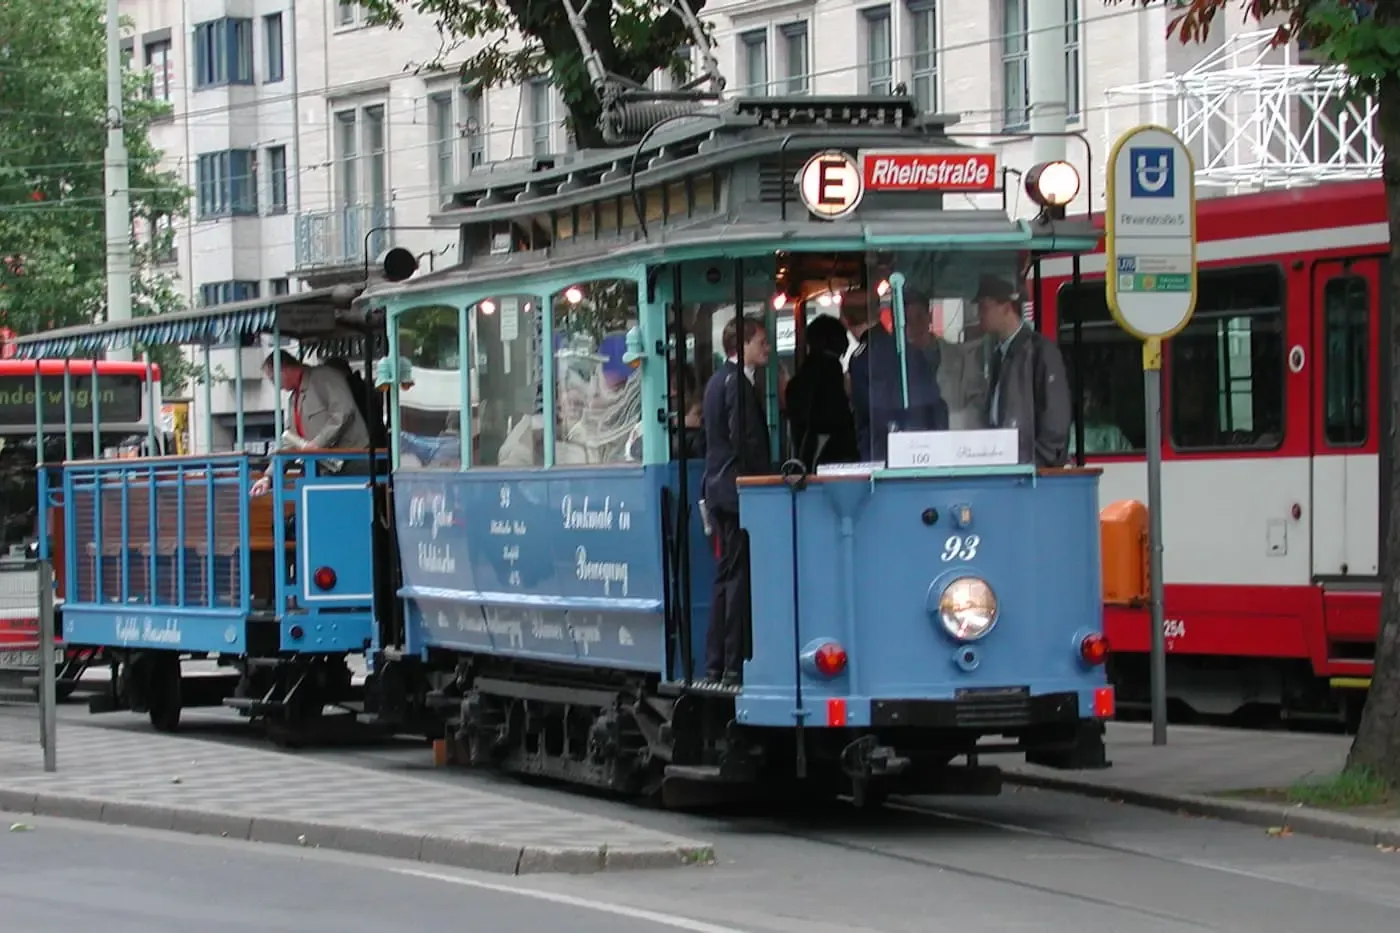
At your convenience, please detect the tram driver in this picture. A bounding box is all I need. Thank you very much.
[249,350,373,497]
[974,275,1072,468]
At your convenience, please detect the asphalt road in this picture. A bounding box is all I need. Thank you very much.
[9,703,1400,932]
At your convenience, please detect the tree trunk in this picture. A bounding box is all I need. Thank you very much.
[1347,73,1400,785]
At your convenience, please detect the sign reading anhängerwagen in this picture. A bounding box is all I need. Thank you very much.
[860,150,999,192]
[1105,125,1199,340]
[796,150,864,219]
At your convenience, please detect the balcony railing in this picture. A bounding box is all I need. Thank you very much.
[294,203,394,270]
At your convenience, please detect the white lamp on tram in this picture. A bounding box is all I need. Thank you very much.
[1024,161,1081,219]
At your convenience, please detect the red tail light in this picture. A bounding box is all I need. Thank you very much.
[313,566,337,591]
[1080,633,1109,665]
[814,642,848,676]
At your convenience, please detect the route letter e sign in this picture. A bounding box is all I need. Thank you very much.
[1105,125,1199,341]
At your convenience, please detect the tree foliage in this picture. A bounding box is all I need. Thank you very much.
[0,0,191,386]
[359,0,709,148]
[1122,0,1400,784]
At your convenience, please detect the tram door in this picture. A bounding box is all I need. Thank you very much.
[1309,257,1381,581]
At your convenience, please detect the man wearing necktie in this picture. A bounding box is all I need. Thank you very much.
[250,350,372,497]
[975,275,1071,468]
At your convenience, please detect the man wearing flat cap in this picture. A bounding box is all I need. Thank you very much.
[974,275,1071,467]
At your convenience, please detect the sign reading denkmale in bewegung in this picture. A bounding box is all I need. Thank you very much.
[1104,125,1199,340]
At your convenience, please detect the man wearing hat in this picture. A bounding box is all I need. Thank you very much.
[974,275,1071,467]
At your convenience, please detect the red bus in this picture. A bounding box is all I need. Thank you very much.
[1040,179,1385,726]
[0,359,163,672]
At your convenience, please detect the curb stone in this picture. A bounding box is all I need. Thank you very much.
[0,788,716,874]
[1005,771,1400,849]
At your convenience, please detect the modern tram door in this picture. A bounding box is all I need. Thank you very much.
[1308,256,1381,583]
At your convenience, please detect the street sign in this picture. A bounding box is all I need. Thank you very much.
[796,150,863,219]
[1104,125,1199,751]
[1105,126,1198,340]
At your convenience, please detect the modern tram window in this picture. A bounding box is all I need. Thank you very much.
[1322,275,1369,447]
[1055,282,1146,453]
[1169,266,1285,451]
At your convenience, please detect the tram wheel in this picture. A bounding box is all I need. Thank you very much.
[147,656,182,733]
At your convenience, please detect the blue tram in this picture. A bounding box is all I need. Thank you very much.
[11,295,393,734]
[361,95,1116,803]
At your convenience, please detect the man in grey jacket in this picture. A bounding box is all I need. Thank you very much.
[250,350,372,496]
[974,275,1071,468]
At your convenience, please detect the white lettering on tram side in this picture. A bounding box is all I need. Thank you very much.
[115,615,182,646]
[569,624,601,656]
[1164,619,1186,640]
[940,534,981,562]
[575,547,629,596]
[561,495,616,530]
[417,541,456,574]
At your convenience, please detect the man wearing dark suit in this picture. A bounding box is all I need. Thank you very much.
[250,350,372,497]
[701,315,772,686]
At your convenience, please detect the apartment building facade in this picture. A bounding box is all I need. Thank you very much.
[116,0,1325,445]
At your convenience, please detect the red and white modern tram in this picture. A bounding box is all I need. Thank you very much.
[1039,179,1387,724]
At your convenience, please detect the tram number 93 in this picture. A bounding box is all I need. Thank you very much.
[940,534,980,562]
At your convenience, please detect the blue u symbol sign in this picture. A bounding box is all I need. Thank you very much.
[1128,147,1174,198]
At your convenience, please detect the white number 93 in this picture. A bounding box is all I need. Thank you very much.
[940,534,980,562]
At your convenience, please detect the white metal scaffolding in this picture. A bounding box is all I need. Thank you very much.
[1104,30,1380,192]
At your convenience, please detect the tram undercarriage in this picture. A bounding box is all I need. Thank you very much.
[409,656,1109,808]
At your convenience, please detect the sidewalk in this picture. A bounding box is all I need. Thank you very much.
[0,715,713,875]
[1006,721,1399,848]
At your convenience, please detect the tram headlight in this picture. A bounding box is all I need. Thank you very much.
[938,577,999,641]
[1024,161,1080,209]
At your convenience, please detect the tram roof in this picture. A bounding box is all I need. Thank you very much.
[8,286,369,360]
[361,95,1101,308]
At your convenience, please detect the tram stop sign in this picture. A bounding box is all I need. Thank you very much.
[1105,126,1199,341]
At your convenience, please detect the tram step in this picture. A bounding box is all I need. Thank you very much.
[663,764,727,783]
[223,696,282,715]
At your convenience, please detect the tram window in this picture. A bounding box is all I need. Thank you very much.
[397,304,465,470]
[553,279,643,465]
[1169,266,1285,451]
[469,295,544,468]
[1322,275,1369,447]
[1055,282,1146,453]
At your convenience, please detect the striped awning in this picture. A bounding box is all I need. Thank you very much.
[7,287,366,360]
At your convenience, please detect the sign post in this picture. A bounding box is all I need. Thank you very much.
[1104,125,1198,747]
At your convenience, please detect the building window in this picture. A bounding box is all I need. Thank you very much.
[1002,0,1082,128]
[334,105,388,210]
[780,23,809,95]
[1169,266,1285,451]
[1001,0,1029,128]
[144,39,173,101]
[266,145,287,213]
[269,278,291,297]
[863,6,893,95]
[1064,0,1081,120]
[195,150,258,218]
[192,18,254,90]
[337,2,369,28]
[199,281,261,307]
[264,13,284,83]
[429,92,455,196]
[909,1,937,113]
[148,212,177,265]
[463,86,486,169]
[529,79,553,156]
[1322,275,1369,447]
[740,29,768,96]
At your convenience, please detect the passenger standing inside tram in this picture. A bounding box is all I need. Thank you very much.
[974,275,1072,467]
[701,316,771,686]
[250,350,372,497]
[843,289,948,462]
[784,313,859,468]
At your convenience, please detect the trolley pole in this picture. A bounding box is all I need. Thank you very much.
[103,0,134,361]
[1104,126,1199,747]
